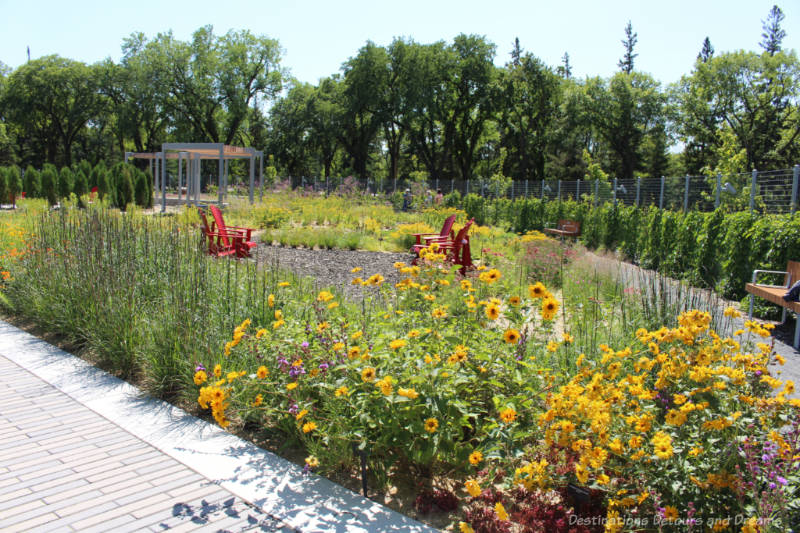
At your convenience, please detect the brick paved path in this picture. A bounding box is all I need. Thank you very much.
[0,355,290,533]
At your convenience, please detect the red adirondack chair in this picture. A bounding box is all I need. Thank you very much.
[410,214,457,254]
[209,205,257,258]
[198,207,241,258]
[413,218,474,274]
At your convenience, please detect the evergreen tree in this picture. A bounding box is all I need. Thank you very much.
[511,37,523,66]
[73,169,88,197]
[119,168,135,210]
[41,166,58,205]
[760,5,786,56]
[144,168,153,208]
[7,165,22,206]
[698,37,714,63]
[94,161,108,198]
[134,169,149,207]
[618,21,638,74]
[0,169,8,206]
[23,165,40,198]
[58,167,73,201]
[557,52,572,78]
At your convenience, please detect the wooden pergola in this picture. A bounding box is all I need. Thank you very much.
[124,143,264,213]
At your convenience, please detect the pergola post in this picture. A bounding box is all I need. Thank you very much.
[218,145,224,206]
[249,155,255,204]
[259,152,264,202]
[160,151,167,213]
[178,153,183,202]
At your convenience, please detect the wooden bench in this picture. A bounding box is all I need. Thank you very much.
[745,260,800,349]
[544,219,581,239]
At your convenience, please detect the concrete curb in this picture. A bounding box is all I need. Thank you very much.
[0,321,438,533]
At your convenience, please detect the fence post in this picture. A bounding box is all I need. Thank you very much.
[684,175,690,212]
[435,178,439,193]
[557,180,561,201]
[792,165,799,214]
[715,173,721,209]
[659,176,665,209]
[750,169,757,215]
[636,177,641,206]
[576,179,581,200]
[594,179,599,207]
[613,178,618,206]
[541,181,545,202]
[393,177,397,194]
[525,179,528,197]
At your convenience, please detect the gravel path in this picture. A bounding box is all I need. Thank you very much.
[255,245,413,301]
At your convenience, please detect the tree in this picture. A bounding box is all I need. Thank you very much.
[40,165,58,205]
[698,37,714,63]
[73,169,88,198]
[510,38,523,67]
[618,21,638,74]
[557,52,572,79]
[0,169,7,206]
[498,53,560,180]
[58,167,73,200]
[586,72,667,180]
[1,56,103,166]
[6,165,21,206]
[23,165,40,198]
[760,5,786,56]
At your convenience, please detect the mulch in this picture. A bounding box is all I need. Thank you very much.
[254,244,413,301]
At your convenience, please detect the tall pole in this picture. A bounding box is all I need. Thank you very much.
[659,176,665,209]
[160,152,167,213]
[750,169,757,215]
[715,173,721,209]
[683,175,689,212]
[792,165,799,214]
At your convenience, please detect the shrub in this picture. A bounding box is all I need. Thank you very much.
[58,167,73,201]
[6,166,22,206]
[40,165,58,205]
[23,165,41,198]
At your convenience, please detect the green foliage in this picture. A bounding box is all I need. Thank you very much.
[72,170,88,197]
[40,165,58,205]
[0,168,8,205]
[6,166,21,205]
[58,167,73,200]
[23,165,40,198]
[134,169,149,207]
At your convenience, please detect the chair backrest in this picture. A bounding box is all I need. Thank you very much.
[209,205,231,247]
[558,219,580,233]
[440,214,457,238]
[453,219,474,247]
[787,261,800,285]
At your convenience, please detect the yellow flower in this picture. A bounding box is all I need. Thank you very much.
[328,302,339,309]
[509,295,521,307]
[424,418,439,433]
[407,329,420,338]
[665,409,687,426]
[255,328,267,339]
[351,277,364,285]
[651,431,673,460]
[562,332,574,344]
[723,306,742,318]
[296,409,309,420]
[302,421,317,433]
[499,407,517,424]
[389,339,407,350]
[503,329,521,344]
[332,342,345,351]
[361,367,376,382]
[351,267,362,273]
[213,364,222,378]
[272,319,285,329]
[541,297,559,320]
[663,506,678,522]
[432,307,447,319]
[268,294,275,307]
[546,340,558,352]
[351,330,363,340]
[464,479,481,498]
[494,502,508,521]
[256,366,268,379]
[274,309,283,320]
[528,282,547,299]
[194,370,208,385]
[252,394,263,407]
[287,382,298,391]
[335,385,349,397]
[375,378,393,396]
[366,273,385,286]
[459,522,475,533]
[224,342,232,356]
[398,387,419,399]
[348,346,361,359]
[485,303,500,321]
[278,281,290,287]
[469,450,483,465]
[317,290,334,302]
[305,455,319,468]
[316,321,330,333]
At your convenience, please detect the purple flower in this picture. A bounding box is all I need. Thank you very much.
[195,363,206,372]
[777,476,788,485]
[319,363,329,371]
[288,403,299,415]
[755,370,763,376]
[301,341,309,348]
[769,482,777,490]
[289,365,305,378]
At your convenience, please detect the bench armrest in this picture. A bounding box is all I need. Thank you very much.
[752,269,789,286]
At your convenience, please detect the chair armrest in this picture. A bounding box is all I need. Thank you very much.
[752,269,789,286]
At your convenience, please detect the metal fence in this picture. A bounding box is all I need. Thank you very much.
[286,166,800,215]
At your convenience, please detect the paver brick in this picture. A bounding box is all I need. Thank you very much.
[0,510,58,531]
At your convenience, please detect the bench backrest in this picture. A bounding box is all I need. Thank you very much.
[787,261,800,285]
[558,219,580,233]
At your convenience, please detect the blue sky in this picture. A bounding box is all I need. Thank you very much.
[0,0,797,86]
